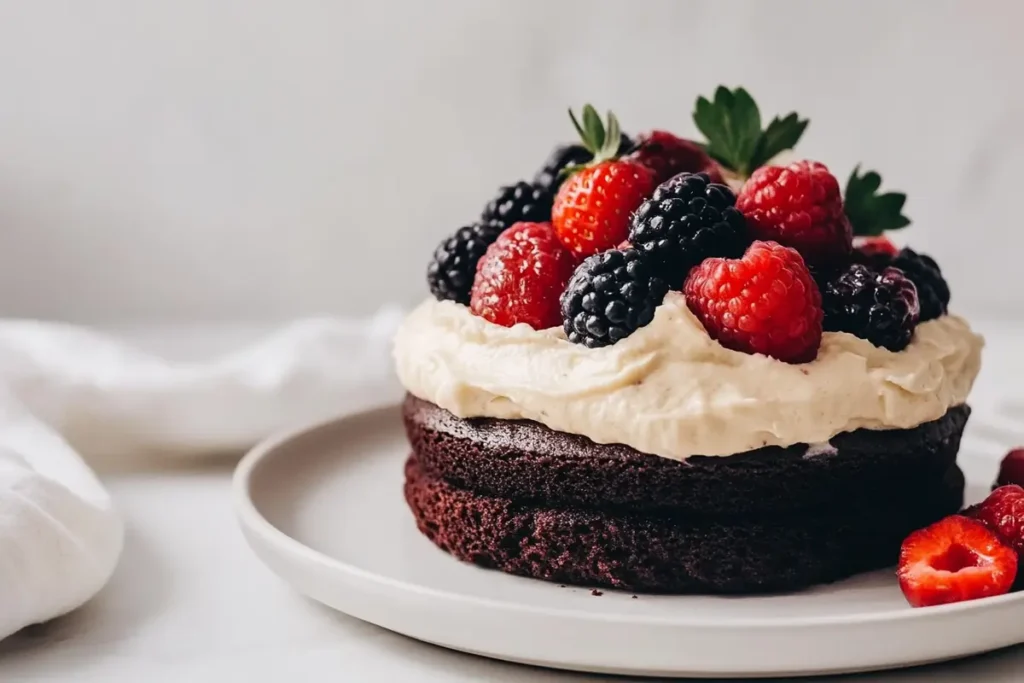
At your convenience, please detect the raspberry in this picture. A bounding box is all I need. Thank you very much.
[736,160,853,266]
[552,160,655,257]
[898,515,1018,607]
[683,240,823,363]
[859,247,950,322]
[996,449,1024,489]
[628,172,748,288]
[469,222,577,329]
[426,220,506,304]
[481,181,554,228]
[560,248,669,348]
[855,236,898,258]
[626,130,724,186]
[821,264,920,351]
[966,485,1024,555]
[533,134,633,196]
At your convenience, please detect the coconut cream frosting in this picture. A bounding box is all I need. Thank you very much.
[393,293,983,461]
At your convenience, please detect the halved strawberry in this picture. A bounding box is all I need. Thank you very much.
[897,515,1017,608]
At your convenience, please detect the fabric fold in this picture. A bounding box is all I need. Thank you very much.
[0,308,403,640]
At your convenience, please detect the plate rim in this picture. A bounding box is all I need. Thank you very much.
[232,402,1024,630]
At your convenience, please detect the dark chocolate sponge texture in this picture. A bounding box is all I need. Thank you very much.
[405,454,964,594]
[403,394,970,516]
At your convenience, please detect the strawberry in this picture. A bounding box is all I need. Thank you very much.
[966,485,1024,555]
[469,222,576,329]
[627,130,724,185]
[996,449,1024,489]
[736,160,853,266]
[551,105,655,257]
[683,240,823,363]
[898,515,1018,608]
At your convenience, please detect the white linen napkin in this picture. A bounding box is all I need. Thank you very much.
[0,308,404,641]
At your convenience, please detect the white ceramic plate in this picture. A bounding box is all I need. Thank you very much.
[233,405,1024,678]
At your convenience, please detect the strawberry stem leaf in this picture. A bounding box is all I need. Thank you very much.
[693,86,808,179]
[566,104,626,170]
[844,165,911,236]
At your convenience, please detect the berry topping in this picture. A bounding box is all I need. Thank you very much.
[534,134,633,196]
[427,220,506,304]
[553,160,655,257]
[551,106,656,257]
[736,160,853,266]
[627,130,724,186]
[966,485,1024,555]
[469,222,577,329]
[898,515,1018,608]
[628,172,748,288]
[481,181,554,228]
[560,248,669,348]
[856,235,899,258]
[996,449,1024,489]
[844,166,911,237]
[859,247,950,322]
[821,264,920,351]
[683,240,823,363]
[692,86,809,179]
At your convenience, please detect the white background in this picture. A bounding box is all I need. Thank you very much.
[0,0,1020,323]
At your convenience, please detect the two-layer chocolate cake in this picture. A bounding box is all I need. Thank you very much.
[394,88,983,595]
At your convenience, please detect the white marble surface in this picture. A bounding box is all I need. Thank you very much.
[0,0,1021,323]
[0,321,1022,682]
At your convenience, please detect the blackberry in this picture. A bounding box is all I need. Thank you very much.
[560,248,668,348]
[821,264,920,351]
[857,247,949,322]
[892,249,950,322]
[480,181,554,228]
[533,134,634,195]
[426,220,505,304]
[628,172,748,288]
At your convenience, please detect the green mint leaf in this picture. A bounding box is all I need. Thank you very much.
[693,86,809,178]
[751,113,809,169]
[844,165,911,236]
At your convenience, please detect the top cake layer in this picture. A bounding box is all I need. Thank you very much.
[393,293,982,461]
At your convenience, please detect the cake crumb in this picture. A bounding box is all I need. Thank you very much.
[631,595,638,599]
[591,589,603,596]
[559,585,565,588]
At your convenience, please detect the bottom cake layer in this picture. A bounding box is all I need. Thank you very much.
[404,454,965,594]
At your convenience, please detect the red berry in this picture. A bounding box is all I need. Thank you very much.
[996,449,1024,488]
[469,222,577,329]
[966,485,1024,555]
[736,160,853,266]
[856,236,898,258]
[552,160,655,257]
[897,515,1017,607]
[627,130,724,185]
[683,240,823,364]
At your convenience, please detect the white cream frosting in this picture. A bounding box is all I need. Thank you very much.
[393,294,983,461]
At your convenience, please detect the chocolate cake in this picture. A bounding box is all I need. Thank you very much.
[403,395,968,593]
[397,88,985,598]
